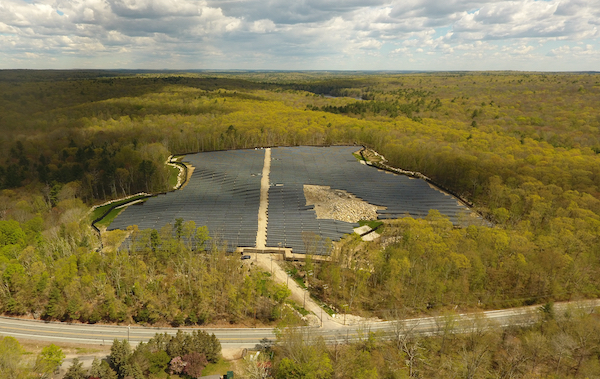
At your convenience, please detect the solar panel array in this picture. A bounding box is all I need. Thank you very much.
[109,146,469,254]
[109,149,264,252]
[266,146,468,254]
[283,146,467,222]
[267,148,357,254]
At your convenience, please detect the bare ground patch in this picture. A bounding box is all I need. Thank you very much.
[304,184,386,223]
[178,161,195,190]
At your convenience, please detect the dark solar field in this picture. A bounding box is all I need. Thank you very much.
[267,146,469,253]
[109,149,264,250]
[109,146,469,253]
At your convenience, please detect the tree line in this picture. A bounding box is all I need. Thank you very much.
[62,330,221,379]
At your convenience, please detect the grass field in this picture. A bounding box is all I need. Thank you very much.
[358,219,383,230]
[91,163,179,228]
[94,207,126,228]
[91,194,149,226]
[168,164,181,188]
[202,357,233,376]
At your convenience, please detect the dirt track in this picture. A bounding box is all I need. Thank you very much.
[252,252,348,329]
[256,148,270,249]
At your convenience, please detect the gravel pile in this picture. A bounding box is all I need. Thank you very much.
[304,185,385,223]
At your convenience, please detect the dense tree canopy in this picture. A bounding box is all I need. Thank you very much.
[269,304,600,378]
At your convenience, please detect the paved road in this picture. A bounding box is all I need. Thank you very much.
[316,299,600,344]
[0,317,276,348]
[2,300,598,349]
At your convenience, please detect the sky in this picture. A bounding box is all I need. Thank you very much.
[0,0,599,71]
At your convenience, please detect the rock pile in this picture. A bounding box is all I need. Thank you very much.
[304,185,385,223]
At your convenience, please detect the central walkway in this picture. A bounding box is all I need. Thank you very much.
[255,148,271,249]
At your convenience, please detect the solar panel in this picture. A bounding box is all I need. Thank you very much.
[109,146,471,254]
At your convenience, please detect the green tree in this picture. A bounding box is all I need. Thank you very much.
[335,349,378,379]
[166,330,189,358]
[150,229,160,251]
[274,328,333,379]
[191,330,221,363]
[0,220,25,247]
[182,220,197,249]
[63,358,88,379]
[273,283,291,304]
[36,344,66,377]
[109,339,132,378]
[96,360,118,379]
[0,336,24,378]
[146,350,170,374]
[194,225,211,250]
[90,358,103,378]
[120,363,144,379]
[174,218,184,240]
[164,330,221,363]
[138,160,155,192]
[146,333,171,353]
[277,358,305,379]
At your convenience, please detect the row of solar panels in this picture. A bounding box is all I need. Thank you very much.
[110,146,470,253]
[269,146,467,223]
[265,166,357,253]
[110,149,264,252]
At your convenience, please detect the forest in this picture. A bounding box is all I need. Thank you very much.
[262,302,600,378]
[1,70,600,377]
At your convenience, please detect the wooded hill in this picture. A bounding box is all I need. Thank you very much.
[0,70,599,326]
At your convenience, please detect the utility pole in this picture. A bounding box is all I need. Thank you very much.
[127,325,130,342]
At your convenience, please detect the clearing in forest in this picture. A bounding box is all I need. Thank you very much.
[109,146,471,253]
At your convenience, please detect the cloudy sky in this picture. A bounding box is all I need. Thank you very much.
[1,0,599,70]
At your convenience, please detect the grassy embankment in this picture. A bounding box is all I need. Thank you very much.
[91,194,149,228]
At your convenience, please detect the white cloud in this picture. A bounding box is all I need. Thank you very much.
[355,38,383,49]
[449,0,599,42]
[0,0,599,69]
[0,22,17,33]
[502,44,535,55]
[547,43,598,59]
[108,0,202,19]
[251,19,277,33]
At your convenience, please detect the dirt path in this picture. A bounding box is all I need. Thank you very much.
[250,147,378,328]
[256,148,270,249]
[251,253,349,329]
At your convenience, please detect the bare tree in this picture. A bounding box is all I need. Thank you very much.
[434,310,458,356]
[457,313,498,379]
[493,333,529,379]
[386,311,423,377]
[241,353,271,379]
